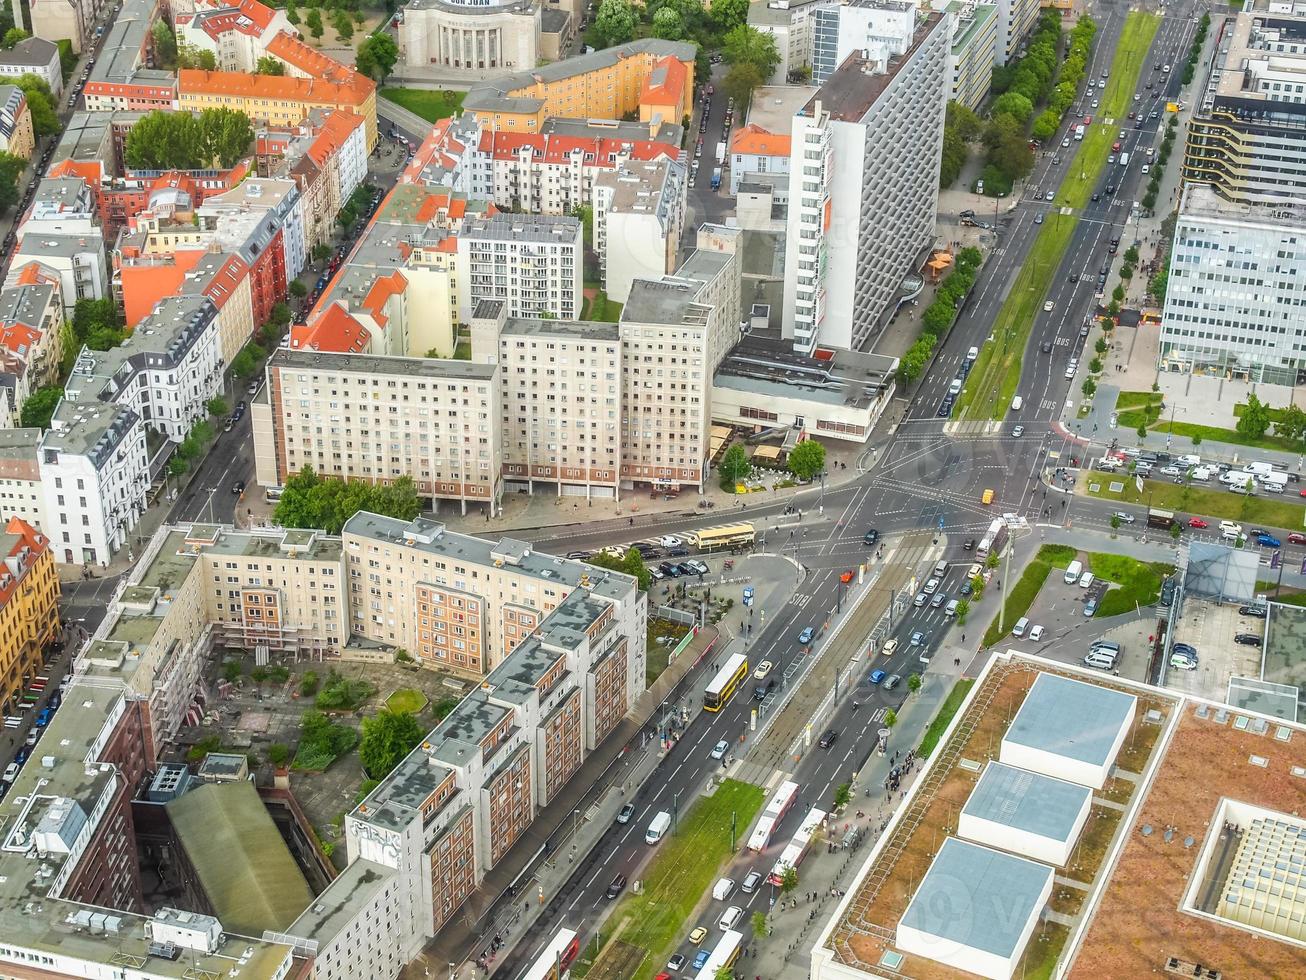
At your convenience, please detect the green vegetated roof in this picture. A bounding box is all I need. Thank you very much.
[166,782,313,936]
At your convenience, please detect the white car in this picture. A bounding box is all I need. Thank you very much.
[753,660,773,680]
[1141,164,1150,174]
[1091,99,1100,108]
[1113,511,1136,524]
[1062,137,1070,147]
[709,740,729,760]
[1029,625,1045,641]
[1,762,17,783]
[1043,300,1055,313]
[658,535,681,548]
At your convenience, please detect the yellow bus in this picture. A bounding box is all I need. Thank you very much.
[704,653,749,712]
[687,522,756,550]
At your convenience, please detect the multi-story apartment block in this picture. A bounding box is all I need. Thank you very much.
[1183,1,1306,205]
[749,0,827,83]
[252,348,502,513]
[341,507,645,680]
[993,0,1039,64]
[455,213,582,321]
[810,0,919,84]
[462,39,695,133]
[199,176,305,319]
[0,266,66,424]
[0,428,48,532]
[592,158,687,304]
[947,0,998,111]
[0,516,59,717]
[783,11,949,352]
[38,398,149,566]
[174,0,292,72]
[82,0,174,109]
[0,85,35,161]
[21,0,118,53]
[64,294,223,442]
[0,36,64,96]
[471,300,624,498]
[729,122,792,196]
[7,176,110,310]
[1158,184,1306,385]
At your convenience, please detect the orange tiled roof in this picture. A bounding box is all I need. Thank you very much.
[178,68,373,107]
[730,123,791,158]
[480,130,680,167]
[292,303,371,354]
[306,109,365,166]
[360,270,407,327]
[197,0,277,31]
[0,516,49,608]
[265,31,359,86]
[48,159,102,185]
[640,55,689,106]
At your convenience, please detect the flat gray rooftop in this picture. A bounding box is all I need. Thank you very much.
[284,858,396,947]
[501,317,619,341]
[900,837,1052,959]
[269,347,496,381]
[1003,672,1136,768]
[962,761,1090,845]
[747,85,820,135]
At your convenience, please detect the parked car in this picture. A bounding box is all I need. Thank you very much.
[1234,633,1263,646]
[617,803,635,824]
[818,729,838,749]
[668,954,686,971]
[1084,598,1098,617]
[709,739,729,760]
[797,626,816,645]
[1188,517,1208,528]
[1240,604,1268,618]
[1290,532,1306,544]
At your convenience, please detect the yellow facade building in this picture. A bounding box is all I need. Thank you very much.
[0,516,60,717]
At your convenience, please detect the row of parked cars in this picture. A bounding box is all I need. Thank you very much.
[1,685,65,791]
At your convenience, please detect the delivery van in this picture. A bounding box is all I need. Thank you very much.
[646,811,671,844]
[1011,395,1024,411]
[1064,560,1083,584]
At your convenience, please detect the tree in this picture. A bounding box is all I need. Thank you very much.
[20,385,62,428]
[152,20,178,69]
[712,0,749,33]
[954,598,970,625]
[1110,512,1121,531]
[1,27,28,48]
[306,8,324,39]
[719,443,750,490]
[652,6,684,39]
[586,547,651,591]
[714,968,734,980]
[884,708,897,728]
[206,396,228,417]
[355,32,399,83]
[273,467,422,535]
[70,298,125,357]
[592,0,636,47]
[985,551,1001,570]
[1170,522,1182,542]
[1082,377,1097,399]
[332,10,354,40]
[285,0,300,24]
[787,439,825,481]
[1191,433,1201,449]
[907,673,922,694]
[230,343,263,378]
[750,910,770,939]
[359,709,424,778]
[0,149,23,214]
[722,62,763,111]
[268,743,291,766]
[779,864,798,894]
[124,108,253,170]
[1277,402,1306,444]
[1237,392,1271,440]
[256,56,285,75]
[992,91,1034,124]
[723,24,780,79]
[1136,422,1148,443]
[833,782,852,808]
[289,280,308,300]
[221,660,242,682]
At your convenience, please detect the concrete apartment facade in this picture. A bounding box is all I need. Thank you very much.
[592,157,686,304]
[1183,2,1306,205]
[783,11,949,352]
[948,0,999,112]
[252,348,502,514]
[995,0,1039,64]
[455,213,583,321]
[1158,184,1306,385]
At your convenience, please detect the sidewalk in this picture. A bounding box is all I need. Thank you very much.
[405,625,721,979]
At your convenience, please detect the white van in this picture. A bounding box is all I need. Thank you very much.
[1064,560,1083,585]
[945,599,960,618]
[718,905,744,931]
[646,811,671,844]
[1083,650,1117,671]
[1079,571,1095,589]
[1190,465,1213,481]
[712,878,735,901]
[966,346,979,362]
[1012,616,1030,637]
[1011,395,1024,411]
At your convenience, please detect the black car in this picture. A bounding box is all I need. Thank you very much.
[818,729,838,749]
[675,562,696,577]
[605,873,627,899]
[1239,604,1268,618]
[232,480,246,495]
[566,550,591,560]
[863,529,879,546]
[753,679,775,701]
[667,546,689,557]
[632,542,659,558]
[658,562,680,578]
[1234,633,1263,646]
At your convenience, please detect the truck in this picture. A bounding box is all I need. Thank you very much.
[976,519,1008,560]
[1146,508,1177,530]
[1074,124,1086,141]
[1260,471,1289,492]
[710,167,721,190]
[1245,461,1278,477]
[716,141,727,165]
[1119,152,1130,167]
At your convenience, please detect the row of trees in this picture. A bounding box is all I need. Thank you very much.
[1140,115,1178,212]
[124,108,254,171]
[272,466,422,534]
[899,247,983,385]
[720,25,780,110]
[1180,13,1211,86]
[1231,393,1306,447]
[1029,17,1097,142]
[718,437,826,491]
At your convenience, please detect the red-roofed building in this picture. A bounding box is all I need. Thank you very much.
[175,0,291,72]
[639,55,691,126]
[728,123,792,195]
[0,516,59,717]
[0,268,66,422]
[288,303,372,355]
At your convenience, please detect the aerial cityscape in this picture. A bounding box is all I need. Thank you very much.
[0,0,1303,976]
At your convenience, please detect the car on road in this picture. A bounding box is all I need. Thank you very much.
[718,906,743,931]
[1234,633,1263,646]
[1188,517,1208,528]
[1012,425,1024,438]
[883,674,902,691]
[710,740,729,760]
[1112,511,1135,524]
[930,592,946,610]
[741,870,764,893]
[1240,604,1268,618]
[1045,190,1054,201]
[913,591,927,608]
[1256,532,1282,548]
[689,927,708,946]
[223,418,235,432]
[1084,598,1098,617]
[754,660,773,680]
[959,579,973,597]
[1091,98,1099,108]
[863,529,879,545]
[1159,465,1182,477]
[1290,532,1306,545]
[868,669,886,685]
[818,729,838,749]
[798,626,815,645]
[753,679,775,701]
[910,630,927,646]
[881,638,898,657]
[1043,300,1054,313]
[1034,213,1044,224]
[692,950,711,970]
[963,538,976,551]
[617,803,635,824]
[231,480,246,495]
[668,954,687,971]
[1141,164,1150,174]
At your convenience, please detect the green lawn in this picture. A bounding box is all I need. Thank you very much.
[1087,553,1173,616]
[1153,419,1301,454]
[917,678,976,758]
[384,688,428,715]
[982,544,1076,646]
[591,779,765,980]
[379,87,465,123]
[956,11,1161,421]
[582,290,623,322]
[1081,472,1306,529]
[1116,391,1162,410]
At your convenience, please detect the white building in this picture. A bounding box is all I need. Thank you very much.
[455,214,582,321]
[174,0,293,72]
[38,399,149,566]
[0,428,47,533]
[749,0,828,82]
[994,0,1039,64]
[947,0,998,111]
[399,0,541,73]
[782,10,949,352]
[1158,185,1306,385]
[6,234,108,310]
[0,36,64,97]
[809,0,918,84]
[592,158,686,304]
[199,177,307,287]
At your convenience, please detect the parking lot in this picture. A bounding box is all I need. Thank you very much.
[1164,597,1266,700]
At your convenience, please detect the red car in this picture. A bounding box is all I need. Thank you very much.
[1290,532,1306,545]
[1188,517,1208,529]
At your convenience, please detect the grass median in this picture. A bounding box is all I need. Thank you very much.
[956,11,1161,422]
[1080,471,1306,529]
[917,678,976,758]
[588,779,765,980]
[981,544,1076,646]
[1088,552,1172,616]
[379,87,465,122]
